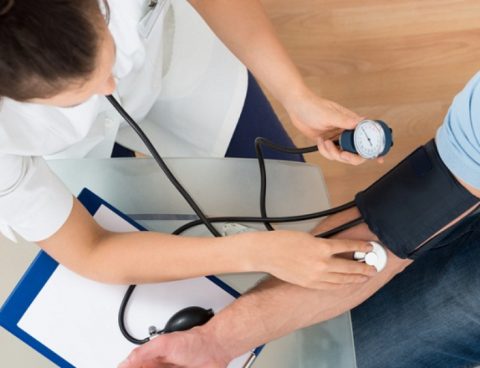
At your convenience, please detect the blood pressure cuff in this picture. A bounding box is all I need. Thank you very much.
[355,139,479,259]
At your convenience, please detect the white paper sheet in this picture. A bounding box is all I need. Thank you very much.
[18,205,252,367]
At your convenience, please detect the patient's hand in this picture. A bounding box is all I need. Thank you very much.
[118,328,228,368]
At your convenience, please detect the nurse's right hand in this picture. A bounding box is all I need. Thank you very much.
[250,230,377,290]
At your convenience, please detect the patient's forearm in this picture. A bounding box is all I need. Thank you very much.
[201,207,412,360]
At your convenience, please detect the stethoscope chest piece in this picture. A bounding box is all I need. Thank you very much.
[353,241,387,272]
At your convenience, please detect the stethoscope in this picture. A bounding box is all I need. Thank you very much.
[106,95,392,355]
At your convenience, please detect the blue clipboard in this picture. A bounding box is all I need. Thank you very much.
[0,188,263,367]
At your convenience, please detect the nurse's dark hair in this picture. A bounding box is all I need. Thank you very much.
[0,0,109,101]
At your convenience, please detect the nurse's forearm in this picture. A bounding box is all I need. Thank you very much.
[39,199,375,287]
[79,231,254,284]
[38,198,257,284]
[188,0,308,106]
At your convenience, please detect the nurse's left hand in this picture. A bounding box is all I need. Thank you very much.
[118,327,230,368]
[285,87,367,165]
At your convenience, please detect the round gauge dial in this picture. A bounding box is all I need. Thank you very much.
[353,120,386,159]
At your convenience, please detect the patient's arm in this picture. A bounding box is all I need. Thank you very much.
[119,164,480,368]
[119,206,412,368]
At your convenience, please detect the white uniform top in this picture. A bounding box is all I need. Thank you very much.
[0,0,247,242]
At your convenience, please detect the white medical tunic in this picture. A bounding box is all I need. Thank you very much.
[0,0,247,242]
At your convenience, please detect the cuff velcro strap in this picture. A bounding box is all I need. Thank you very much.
[355,139,479,259]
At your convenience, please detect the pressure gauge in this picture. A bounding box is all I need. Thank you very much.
[339,120,393,159]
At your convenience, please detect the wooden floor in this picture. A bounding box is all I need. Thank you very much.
[260,0,480,205]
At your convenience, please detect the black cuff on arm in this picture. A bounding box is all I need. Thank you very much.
[355,139,479,259]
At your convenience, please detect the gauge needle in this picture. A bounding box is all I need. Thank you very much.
[362,127,373,146]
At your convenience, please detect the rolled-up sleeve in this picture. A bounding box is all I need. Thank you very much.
[436,71,480,189]
[0,155,73,242]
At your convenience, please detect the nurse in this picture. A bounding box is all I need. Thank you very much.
[0,0,376,291]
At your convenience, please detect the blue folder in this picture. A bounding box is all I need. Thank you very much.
[0,188,263,367]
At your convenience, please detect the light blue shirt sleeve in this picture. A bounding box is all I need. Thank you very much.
[436,71,480,189]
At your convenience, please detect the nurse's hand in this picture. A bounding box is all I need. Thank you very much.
[253,230,376,290]
[118,327,228,368]
[284,87,367,165]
